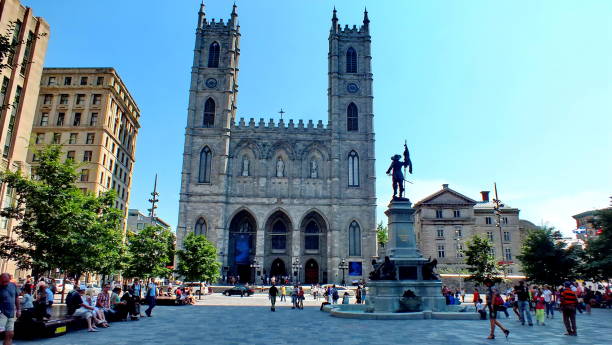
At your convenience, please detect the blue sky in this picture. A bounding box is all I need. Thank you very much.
[23,0,611,235]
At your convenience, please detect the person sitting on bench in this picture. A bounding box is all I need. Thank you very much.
[70,286,98,332]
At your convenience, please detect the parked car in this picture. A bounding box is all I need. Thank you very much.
[86,283,102,295]
[223,285,254,296]
[54,279,74,292]
[182,282,206,296]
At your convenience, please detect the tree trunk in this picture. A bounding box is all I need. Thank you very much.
[60,273,67,304]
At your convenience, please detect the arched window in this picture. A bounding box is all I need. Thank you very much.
[349,221,361,256]
[199,146,212,183]
[208,42,220,68]
[347,102,358,131]
[305,221,319,251]
[271,220,287,251]
[346,47,357,73]
[195,218,207,236]
[203,98,215,128]
[348,151,359,187]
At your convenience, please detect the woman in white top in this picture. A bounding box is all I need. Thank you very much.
[86,289,109,327]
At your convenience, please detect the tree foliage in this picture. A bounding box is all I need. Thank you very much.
[464,234,501,284]
[580,208,612,281]
[376,221,388,246]
[0,145,124,277]
[517,226,580,286]
[175,232,221,283]
[124,225,174,279]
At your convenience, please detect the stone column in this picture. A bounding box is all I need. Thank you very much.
[385,200,421,259]
[255,226,265,284]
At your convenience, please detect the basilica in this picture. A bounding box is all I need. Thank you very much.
[177,4,376,284]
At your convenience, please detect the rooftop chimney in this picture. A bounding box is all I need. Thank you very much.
[442,184,449,189]
[481,191,490,202]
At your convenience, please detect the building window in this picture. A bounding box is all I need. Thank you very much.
[349,221,361,256]
[66,151,75,160]
[207,42,220,68]
[60,94,69,104]
[80,76,88,85]
[90,113,98,126]
[457,243,464,258]
[92,94,101,105]
[64,76,72,85]
[487,231,493,242]
[76,94,85,105]
[436,227,444,238]
[0,77,9,106]
[43,94,53,105]
[505,248,512,261]
[86,133,95,144]
[435,210,443,219]
[96,76,104,85]
[203,98,215,128]
[198,146,212,183]
[19,31,34,75]
[437,245,445,258]
[347,102,358,131]
[35,133,44,144]
[271,220,287,251]
[489,247,496,257]
[40,113,49,126]
[3,87,22,157]
[454,226,462,238]
[73,113,81,126]
[305,221,320,251]
[136,223,144,230]
[503,217,508,224]
[7,20,21,66]
[348,150,359,187]
[83,151,92,162]
[485,216,492,225]
[80,169,89,182]
[453,209,461,218]
[52,133,61,144]
[503,231,511,242]
[69,133,77,144]
[195,217,207,236]
[47,76,56,86]
[56,112,65,126]
[346,47,357,73]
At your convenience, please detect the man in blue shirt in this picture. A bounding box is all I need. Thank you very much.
[144,278,157,317]
[0,273,20,345]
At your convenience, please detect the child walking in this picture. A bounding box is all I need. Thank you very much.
[535,289,546,326]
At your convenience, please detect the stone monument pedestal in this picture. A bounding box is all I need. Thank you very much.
[368,199,446,312]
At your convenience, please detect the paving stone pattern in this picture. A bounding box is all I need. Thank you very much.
[26,294,612,345]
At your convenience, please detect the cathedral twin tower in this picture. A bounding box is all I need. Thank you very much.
[177,3,376,284]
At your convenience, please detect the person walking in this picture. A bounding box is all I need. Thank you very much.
[560,282,578,336]
[144,278,158,317]
[514,281,533,326]
[473,288,480,305]
[297,286,305,309]
[0,273,20,345]
[280,285,286,302]
[484,279,510,340]
[269,284,278,312]
[542,285,554,319]
[534,289,546,326]
[361,285,367,304]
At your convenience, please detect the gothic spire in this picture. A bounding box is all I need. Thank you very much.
[331,6,338,32]
[363,7,370,28]
[198,1,206,29]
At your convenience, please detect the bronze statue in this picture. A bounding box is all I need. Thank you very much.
[422,257,439,280]
[369,256,397,280]
[386,143,412,200]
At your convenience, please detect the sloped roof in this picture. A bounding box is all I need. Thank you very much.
[414,184,477,207]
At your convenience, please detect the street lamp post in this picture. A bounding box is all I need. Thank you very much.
[492,183,507,278]
[292,258,302,284]
[338,258,349,286]
[250,259,261,285]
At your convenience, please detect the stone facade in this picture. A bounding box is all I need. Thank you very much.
[177,5,376,284]
[28,68,140,231]
[414,184,525,275]
[0,0,49,277]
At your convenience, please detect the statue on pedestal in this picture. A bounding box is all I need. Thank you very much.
[422,257,439,280]
[386,143,412,200]
[369,256,397,280]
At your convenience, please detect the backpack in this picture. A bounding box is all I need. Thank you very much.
[332,290,339,300]
[494,294,504,306]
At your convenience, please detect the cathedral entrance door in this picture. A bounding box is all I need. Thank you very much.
[269,258,286,279]
[304,259,319,284]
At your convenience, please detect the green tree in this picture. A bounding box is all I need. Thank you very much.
[517,226,580,286]
[464,234,501,285]
[580,208,612,281]
[175,232,221,283]
[0,145,124,300]
[124,225,174,279]
[376,222,388,247]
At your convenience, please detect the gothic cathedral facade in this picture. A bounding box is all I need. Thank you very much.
[177,4,376,284]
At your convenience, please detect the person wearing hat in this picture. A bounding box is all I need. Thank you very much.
[484,279,510,340]
[560,281,578,336]
[72,285,98,332]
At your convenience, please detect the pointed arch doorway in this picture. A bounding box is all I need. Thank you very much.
[270,258,286,278]
[304,259,319,284]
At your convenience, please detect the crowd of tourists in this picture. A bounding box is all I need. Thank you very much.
[474,279,612,340]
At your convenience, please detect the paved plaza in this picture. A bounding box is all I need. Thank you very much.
[19,293,612,345]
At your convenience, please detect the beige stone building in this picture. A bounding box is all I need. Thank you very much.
[28,68,140,227]
[0,0,49,277]
[414,184,526,275]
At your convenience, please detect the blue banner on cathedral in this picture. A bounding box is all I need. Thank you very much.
[234,234,250,264]
[348,262,362,276]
